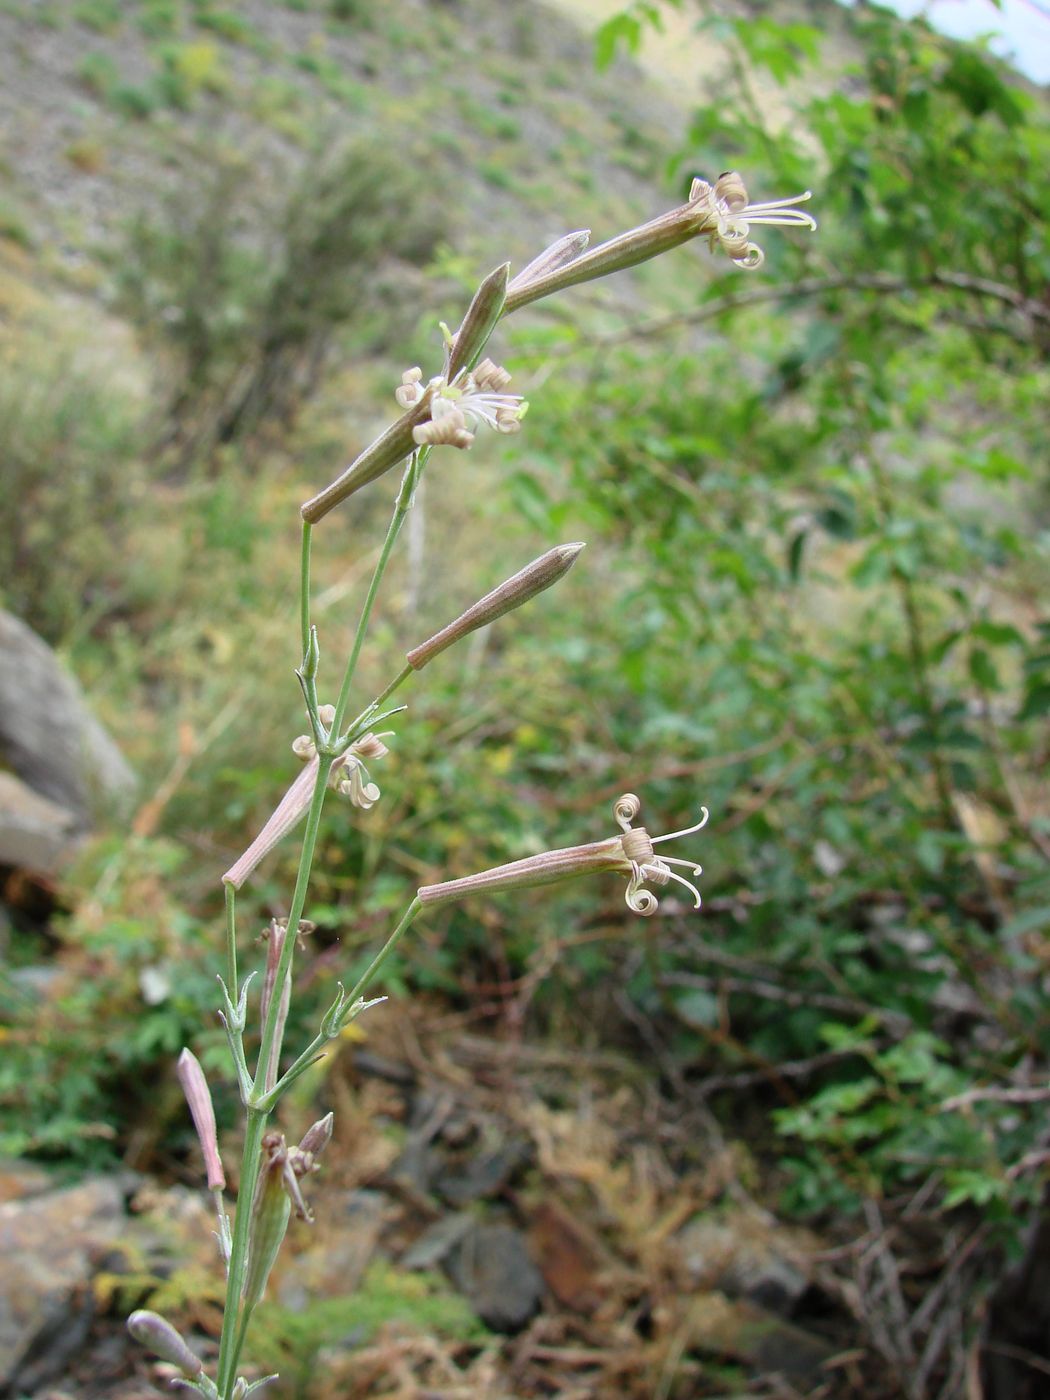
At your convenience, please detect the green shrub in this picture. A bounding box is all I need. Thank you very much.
[112,133,446,451]
[0,347,148,641]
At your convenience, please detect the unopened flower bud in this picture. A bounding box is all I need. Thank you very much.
[176,1049,225,1192]
[127,1310,204,1376]
[445,260,510,381]
[242,1133,293,1310]
[395,366,424,407]
[297,1111,334,1159]
[223,758,321,890]
[406,542,585,671]
[300,393,434,523]
[507,229,591,295]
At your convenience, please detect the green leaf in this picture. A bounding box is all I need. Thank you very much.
[594,13,641,70]
[968,647,1000,691]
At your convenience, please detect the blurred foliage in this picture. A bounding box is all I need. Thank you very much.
[0,346,148,641]
[112,132,445,455]
[248,1269,486,1392]
[566,0,1050,1236]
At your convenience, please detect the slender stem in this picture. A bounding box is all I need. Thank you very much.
[252,753,334,1100]
[255,1035,326,1111]
[329,451,426,737]
[335,666,415,756]
[216,1106,268,1397]
[300,521,313,659]
[224,882,238,1004]
[257,898,423,1113]
[343,897,422,1005]
[370,663,414,718]
[230,1310,253,1393]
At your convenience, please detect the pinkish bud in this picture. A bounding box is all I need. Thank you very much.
[127,1310,203,1375]
[176,1049,225,1192]
[243,1132,293,1309]
[445,260,510,382]
[406,543,585,671]
[223,757,321,890]
[297,1111,334,1159]
[507,229,590,295]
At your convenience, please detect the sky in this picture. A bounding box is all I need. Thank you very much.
[873,0,1050,84]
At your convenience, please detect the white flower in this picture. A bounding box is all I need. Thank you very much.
[612,792,708,915]
[334,732,390,810]
[418,792,708,918]
[292,724,392,810]
[691,171,816,269]
[409,358,527,451]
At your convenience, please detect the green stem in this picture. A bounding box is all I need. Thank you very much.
[329,451,426,737]
[216,1106,268,1397]
[224,882,238,1004]
[335,665,415,756]
[256,899,422,1113]
[344,896,422,1004]
[252,754,334,1100]
[300,521,313,659]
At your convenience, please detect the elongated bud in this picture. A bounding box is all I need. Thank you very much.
[297,1111,335,1159]
[242,1133,293,1311]
[259,921,292,1095]
[223,757,320,890]
[176,1048,225,1192]
[300,397,433,524]
[127,1310,204,1376]
[507,230,591,295]
[406,542,585,671]
[419,836,627,907]
[445,261,510,381]
[299,625,320,683]
[503,192,719,314]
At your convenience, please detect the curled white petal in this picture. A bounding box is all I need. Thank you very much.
[625,876,659,916]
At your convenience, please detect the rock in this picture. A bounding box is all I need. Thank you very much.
[432,1139,531,1207]
[0,1176,130,1393]
[687,1291,835,1381]
[0,771,80,875]
[401,1211,475,1272]
[0,608,136,825]
[445,1222,544,1333]
[675,1208,814,1315]
[0,1160,53,1206]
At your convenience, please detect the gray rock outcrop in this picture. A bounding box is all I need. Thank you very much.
[0,609,136,873]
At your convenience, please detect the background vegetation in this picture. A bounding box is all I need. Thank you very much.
[0,0,1047,1395]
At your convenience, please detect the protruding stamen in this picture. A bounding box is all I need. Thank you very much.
[654,864,703,909]
[652,807,710,844]
[395,367,424,407]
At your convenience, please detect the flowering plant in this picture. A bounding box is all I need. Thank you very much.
[127,172,814,1398]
